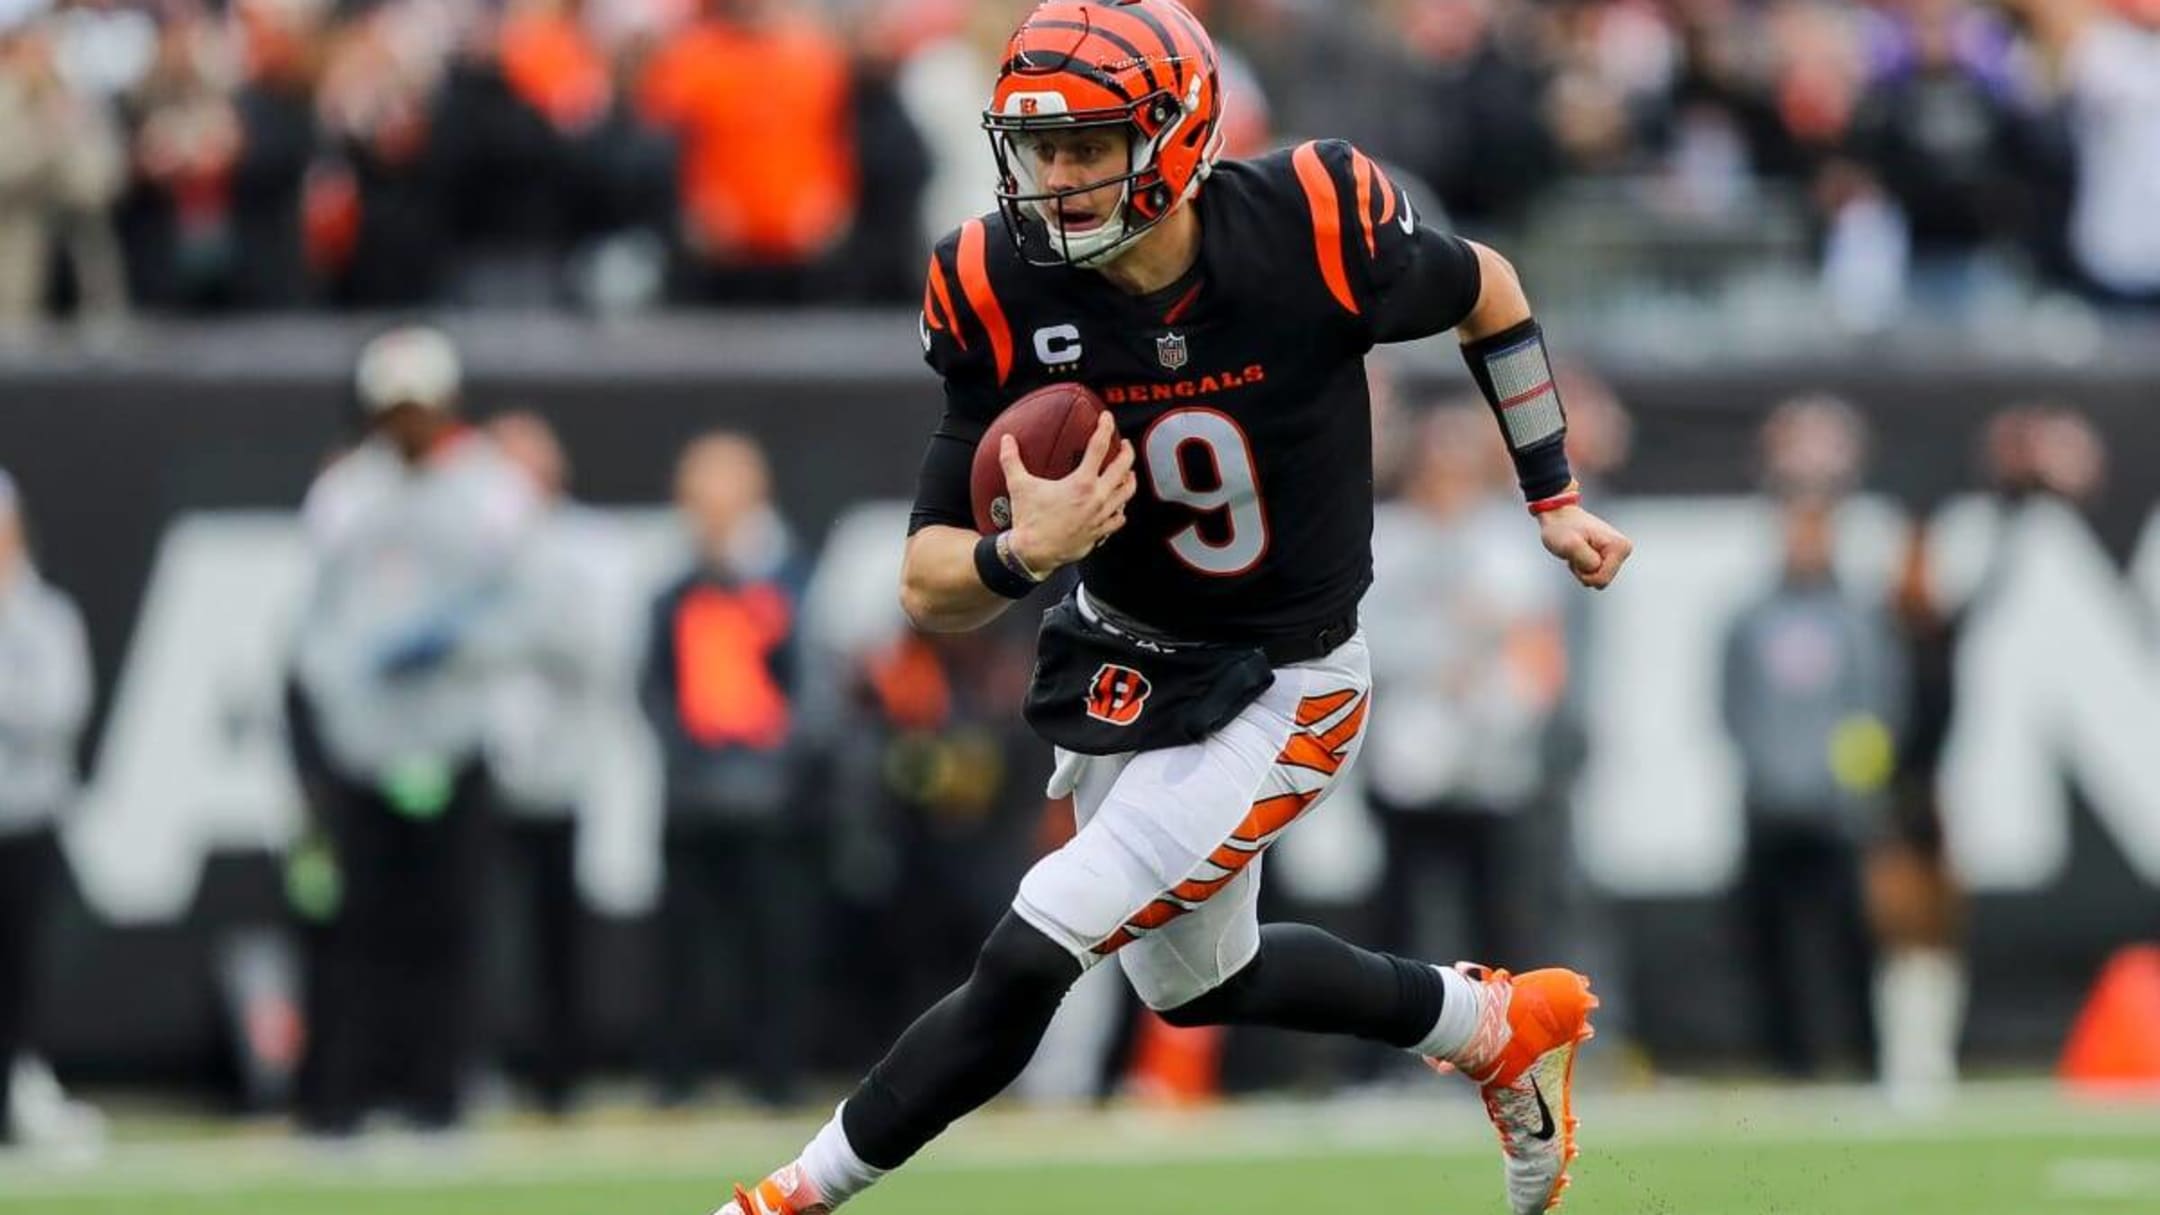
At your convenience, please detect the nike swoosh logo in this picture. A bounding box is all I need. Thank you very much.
[1398,197,1416,235]
[1529,1078,1557,1141]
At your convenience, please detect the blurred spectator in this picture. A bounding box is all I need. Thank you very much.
[1844,0,2026,308]
[0,468,96,1148]
[639,431,813,1109]
[291,326,541,1133]
[1870,511,1965,1112]
[895,0,1015,246]
[0,0,2146,321]
[314,1,453,306]
[47,0,155,107]
[119,0,317,309]
[637,0,855,302]
[1760,391,1869,499]
[0,3,127,330]
[118,6,241,306]
[434,0,663,307]
[1545,366,1636,1037]
[827,0,932,302]
[1542,0,1672,179]
[1665,4,1804,192]
[1385,0,1554,229]
[1982,400,2106,504]
[1719,395,1900,1079]
[1365,352,1411,498]
[845,624,1036,1019]
[1362,403,1567,969]
[480,411,621,1116]
[2020,0,2160,305]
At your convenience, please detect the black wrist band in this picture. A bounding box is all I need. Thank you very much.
[1463,318,1575,502]
[974,532,1038,600]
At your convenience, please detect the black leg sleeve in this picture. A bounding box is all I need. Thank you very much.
[0,829,56,1140]
[1154,923,1444,1049]
[841,912,1081,1170]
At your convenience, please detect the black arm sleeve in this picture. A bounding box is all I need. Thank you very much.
[909,236,1004,535]
[908,412,985,535]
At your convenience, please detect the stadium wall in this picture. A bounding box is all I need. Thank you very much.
[3,314,2156,1092]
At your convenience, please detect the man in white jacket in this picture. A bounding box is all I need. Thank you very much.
[292,326,540,1134]
[480,411,631,1116]
[0,467,94,1147]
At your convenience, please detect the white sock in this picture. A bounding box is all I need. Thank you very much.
[1412,965,1485,1062]
[1876,950,1965,1112]
[795,1104,887,1209]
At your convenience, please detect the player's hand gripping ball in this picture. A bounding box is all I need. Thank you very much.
[971,383,1136,572]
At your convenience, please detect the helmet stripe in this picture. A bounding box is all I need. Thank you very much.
[1107,2,1186,73]
[1027,18,1162,97]
[956,219,1015,383]
[1291,142,1358,316]
[1001,52,1135,103]
[1149,0,1219,73]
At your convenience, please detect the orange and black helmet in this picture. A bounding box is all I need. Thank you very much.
[985,0,1224,267]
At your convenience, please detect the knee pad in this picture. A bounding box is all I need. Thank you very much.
[970,912,1082,1008]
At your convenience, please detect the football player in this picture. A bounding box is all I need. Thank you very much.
[719,3,1632,1214]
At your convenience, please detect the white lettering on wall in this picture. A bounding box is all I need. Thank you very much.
[60,499,2160,920]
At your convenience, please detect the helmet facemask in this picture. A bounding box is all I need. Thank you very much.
[986,77,1211,268]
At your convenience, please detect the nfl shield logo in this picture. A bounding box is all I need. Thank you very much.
[1156,331,1189,371]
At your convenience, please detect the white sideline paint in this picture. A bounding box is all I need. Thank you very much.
[2045,1157,2160,1200]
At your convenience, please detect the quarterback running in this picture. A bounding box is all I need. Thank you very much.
[718,2,1632,1213]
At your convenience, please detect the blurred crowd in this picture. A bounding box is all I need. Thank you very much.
[3,0,2159,330]
[2,319,2130,1138]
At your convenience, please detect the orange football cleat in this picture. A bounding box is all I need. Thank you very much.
[1431,965,1598,1214]
[715,1163,830,1215]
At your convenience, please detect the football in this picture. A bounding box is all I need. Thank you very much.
[969,381,1110,534]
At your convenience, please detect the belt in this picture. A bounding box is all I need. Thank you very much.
[1078,587,1357,668]
[1259,611,1359,667]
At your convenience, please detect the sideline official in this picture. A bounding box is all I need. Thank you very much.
[292,327,540,1132]
[0,469,93,1147]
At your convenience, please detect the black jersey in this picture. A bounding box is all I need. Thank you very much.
[910,139,1483,646]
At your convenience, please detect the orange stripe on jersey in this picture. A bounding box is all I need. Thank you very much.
[1296,688,1359,726]
[1277,731,1344,776]
[1163,280,1203,325]
[1172,872,1238,903]
[1091,927,1136,955]
[1208,841,1255,872]
[1316,696,1369,752]
[924,254,962,348]
[1129,898,1186,931]
[1350,148,1377,258]
[957,219,1014,383]
[1291,142,1358,316]
[1237,790,1317,843]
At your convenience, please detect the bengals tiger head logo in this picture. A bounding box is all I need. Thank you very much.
[1086,663,1152,726]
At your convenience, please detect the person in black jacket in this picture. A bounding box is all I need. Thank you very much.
[639,431,814,1109]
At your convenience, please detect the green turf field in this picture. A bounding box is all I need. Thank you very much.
[3,1082,2156,1215]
